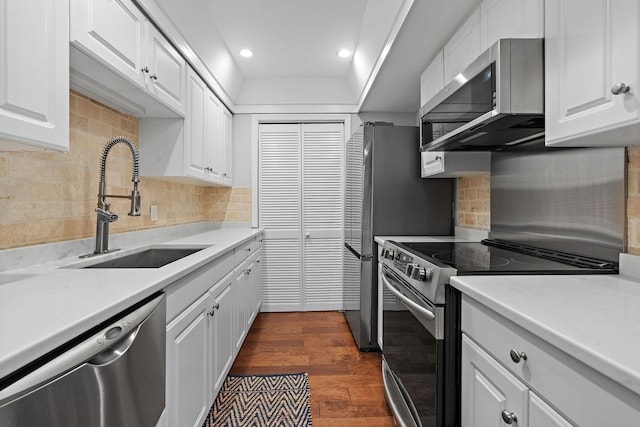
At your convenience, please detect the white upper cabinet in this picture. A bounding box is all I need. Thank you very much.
[545,0,640,147]
[221,107,233,186]
[443,9,481,83]
[146,23,187,115]
[420,51,444,109]
[70,0,147,87]
[139,68,232,187]
[70,0,186,117]
[0,0,69,151]
[480,0,543,51]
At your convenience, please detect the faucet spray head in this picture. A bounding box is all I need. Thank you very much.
[129,182,141,216]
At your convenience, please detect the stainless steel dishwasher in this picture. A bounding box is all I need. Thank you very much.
[0,293,166,427]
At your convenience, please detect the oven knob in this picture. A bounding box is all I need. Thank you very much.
[410,267,432,281]
[405,263,415,276]
[385,249,395,260]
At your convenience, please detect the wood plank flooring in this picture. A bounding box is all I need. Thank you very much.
[230,311,395,426]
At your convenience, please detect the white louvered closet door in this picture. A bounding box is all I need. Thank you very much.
[302,123,344,311]
[259,122,344,312]
[259,124,303,312]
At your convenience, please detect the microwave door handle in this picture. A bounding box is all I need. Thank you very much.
[422,110,498,151]
[381,270,435,321]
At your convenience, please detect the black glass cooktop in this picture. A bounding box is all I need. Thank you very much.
[394,239,618,275]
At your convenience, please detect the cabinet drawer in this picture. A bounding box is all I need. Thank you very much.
[165,250,234,322]
[462,296,640,426]
[234,235,262,266]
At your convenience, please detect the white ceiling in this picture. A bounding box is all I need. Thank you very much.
[151,0,481,113]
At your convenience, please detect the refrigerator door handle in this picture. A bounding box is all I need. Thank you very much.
[344,242,372,260]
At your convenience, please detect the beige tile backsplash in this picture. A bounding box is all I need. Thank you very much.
[0,91,251,250]
[456,174,490,232]
[1,91,638,255]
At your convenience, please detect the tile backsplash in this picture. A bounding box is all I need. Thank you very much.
[456,174,490,231]
[0,91,250,250]
[628,146,640,254]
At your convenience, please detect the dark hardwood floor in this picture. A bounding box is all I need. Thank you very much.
[230,311,395,426]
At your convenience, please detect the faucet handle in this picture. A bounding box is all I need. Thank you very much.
[95,208,118,222]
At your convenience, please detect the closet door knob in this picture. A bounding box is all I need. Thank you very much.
[611,82,630,95]
[501,410,518,424]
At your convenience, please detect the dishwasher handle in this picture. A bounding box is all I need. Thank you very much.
[0,293,164,405]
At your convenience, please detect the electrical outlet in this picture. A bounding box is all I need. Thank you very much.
[150,204,158,222]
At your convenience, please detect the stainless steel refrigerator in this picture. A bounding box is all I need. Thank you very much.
[343,122,453,350]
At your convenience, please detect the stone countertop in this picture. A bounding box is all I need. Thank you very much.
[450,273,640,396]
[0,226,262,380]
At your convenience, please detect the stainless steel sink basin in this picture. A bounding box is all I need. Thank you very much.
[82,248,205,268]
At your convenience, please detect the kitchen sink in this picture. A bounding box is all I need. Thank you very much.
[80,247,206,269]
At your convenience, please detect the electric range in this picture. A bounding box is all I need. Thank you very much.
[378,238,618,427]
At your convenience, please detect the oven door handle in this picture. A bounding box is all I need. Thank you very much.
[381,269,435,321]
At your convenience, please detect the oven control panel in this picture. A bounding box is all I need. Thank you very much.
[382,245,433,282]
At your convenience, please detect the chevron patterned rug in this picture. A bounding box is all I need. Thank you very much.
[203,373,312,427]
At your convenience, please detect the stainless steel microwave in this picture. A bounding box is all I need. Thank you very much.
[420,39,544,152]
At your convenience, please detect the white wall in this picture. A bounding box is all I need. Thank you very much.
[236,78,355,107]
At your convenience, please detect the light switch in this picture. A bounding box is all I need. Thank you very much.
[150,204,158,222]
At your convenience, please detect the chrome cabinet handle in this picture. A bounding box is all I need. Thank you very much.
[141,66,149,73]
[208,303,220,316]
[611,82,630,95]
[510,349,527,363]
[501,410,518,424]
[150,74,158,80]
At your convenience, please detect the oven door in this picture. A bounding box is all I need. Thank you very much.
[380,264,444,427]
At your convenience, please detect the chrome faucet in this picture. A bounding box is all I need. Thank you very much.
[89,136,141,255]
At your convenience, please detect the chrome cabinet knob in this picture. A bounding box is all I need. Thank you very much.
[150,74,158,80]
[611,82,630,95]
[501,410,518,424]
[141,66,149,73]
[510,349,527,363]
[214,303,220,310]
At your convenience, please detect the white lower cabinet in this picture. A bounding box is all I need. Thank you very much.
[462,334,569,426]
[164,235,263,427]
[166,293,210,427]
[209,276,234,399]
[461,295,640,426]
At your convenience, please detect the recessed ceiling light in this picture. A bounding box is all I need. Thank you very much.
[239,49,254,58]
[337,49,352,58]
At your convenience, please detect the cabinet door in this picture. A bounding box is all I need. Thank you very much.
[204,91,222,183]
[210,280,233,400]
[529,393,573,427]
[166,293,210,427]
[461,334,529,427]
[420,50,444,108]
[480,0,543,51]
[70,0,146,88]
[252,251,263,316]
[185,70,207,180]
[545,0,640,146]
[146,22,186,116]
[443,8,481,83]
[221,107,233,186]
[0,0,69,151]
[233,266,248,353]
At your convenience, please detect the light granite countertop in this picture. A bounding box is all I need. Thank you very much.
[450,271,640,396]
[0,225,262,380]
